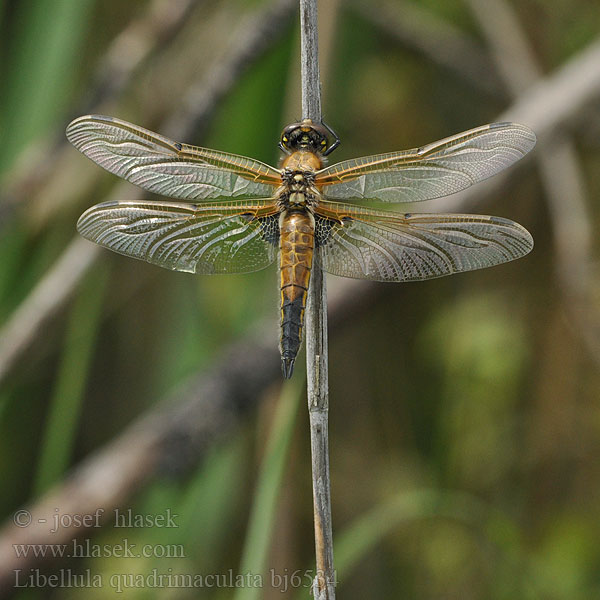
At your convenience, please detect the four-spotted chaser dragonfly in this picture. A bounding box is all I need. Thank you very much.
[66,115,535,378]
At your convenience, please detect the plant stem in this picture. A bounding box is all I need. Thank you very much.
[300,0,335,597]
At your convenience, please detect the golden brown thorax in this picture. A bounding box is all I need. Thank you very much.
[281,150,323,172]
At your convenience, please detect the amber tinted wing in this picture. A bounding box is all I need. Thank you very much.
[77,199,280,274]
[316,122,536,202]
[66,115,281,200]
[314,201,533,281]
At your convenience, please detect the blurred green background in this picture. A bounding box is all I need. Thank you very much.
[1,0,599,598]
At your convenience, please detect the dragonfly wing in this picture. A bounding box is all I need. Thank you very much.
[314,201,533,281]
[77,199,280,274]
[316,122,536,202]
[66,115,281,200]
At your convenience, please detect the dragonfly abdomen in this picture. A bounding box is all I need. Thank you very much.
[279,210,315,378]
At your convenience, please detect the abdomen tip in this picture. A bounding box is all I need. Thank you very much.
[281,357,296,379]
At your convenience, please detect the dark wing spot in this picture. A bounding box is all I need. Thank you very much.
[258,215,280,246]
[174,142,183,152]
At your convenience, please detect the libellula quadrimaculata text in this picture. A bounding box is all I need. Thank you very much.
[67,115,535,377]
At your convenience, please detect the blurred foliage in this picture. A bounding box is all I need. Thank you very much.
[1,0,600,599]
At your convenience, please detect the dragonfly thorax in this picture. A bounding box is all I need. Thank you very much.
[279,168,319,208]
[282,167,315,185]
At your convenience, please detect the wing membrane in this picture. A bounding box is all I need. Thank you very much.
[317,122,536,202]
[77,199,280,274]
[66,115,281,200]
[314,201,533,281]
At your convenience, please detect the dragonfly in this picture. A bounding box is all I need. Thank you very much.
[66,115,535,378]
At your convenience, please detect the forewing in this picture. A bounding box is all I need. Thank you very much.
[314,201,533,281]
[317,122,536,202]
[77,199,280,274]
[66,115,281,200]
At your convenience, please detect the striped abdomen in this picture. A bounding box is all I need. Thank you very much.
[279,209,315,378]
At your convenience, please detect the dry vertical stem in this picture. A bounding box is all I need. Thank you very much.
[299,0,335,598]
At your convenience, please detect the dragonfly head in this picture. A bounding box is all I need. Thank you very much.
[279,119,339,157]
